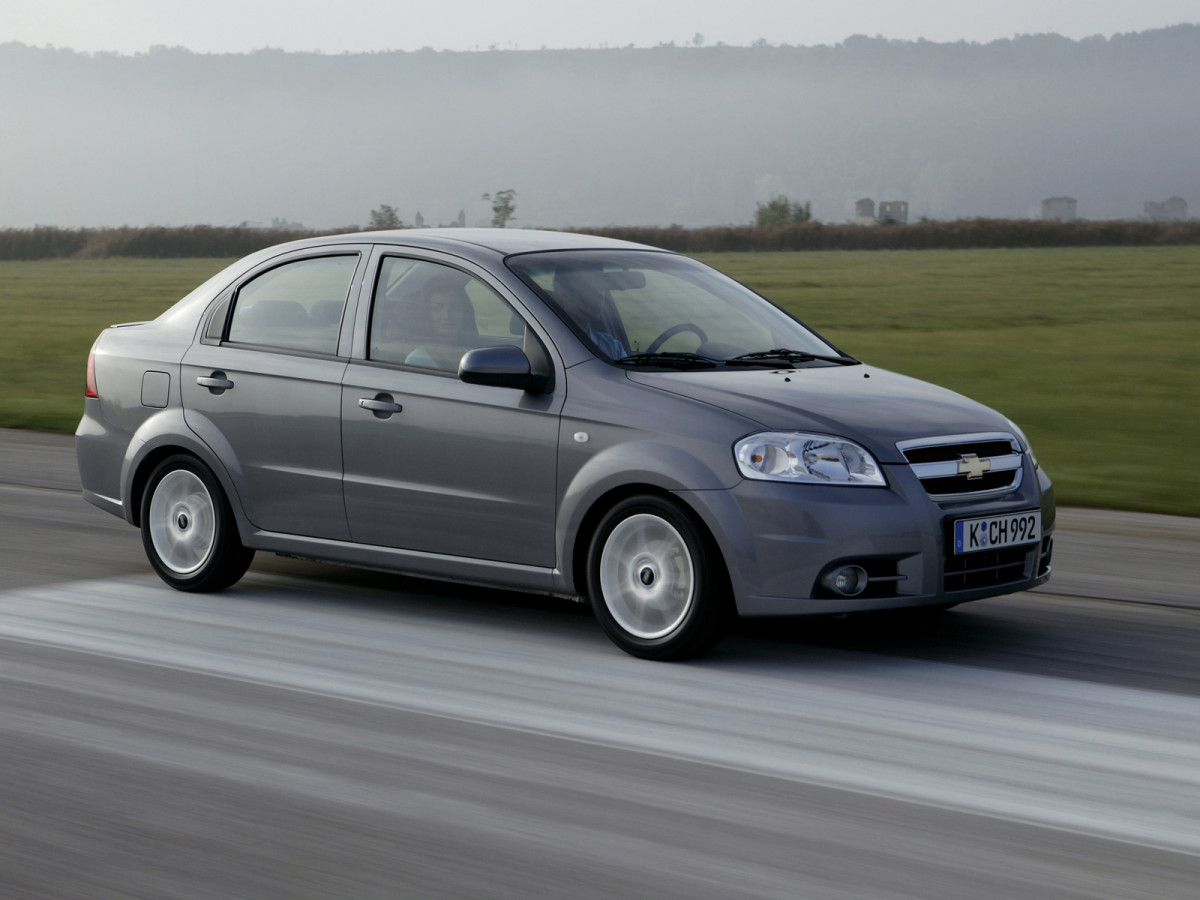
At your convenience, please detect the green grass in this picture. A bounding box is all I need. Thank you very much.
[0,258,232,432]
[2,247,1197,516]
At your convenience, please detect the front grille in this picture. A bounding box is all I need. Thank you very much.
[944,545,1032,592]
[898,432,1024,500]
[919,471,1019,496]
[903,440,1014,464]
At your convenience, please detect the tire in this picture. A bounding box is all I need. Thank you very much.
[140,455,254,592]
[586,495,730,660]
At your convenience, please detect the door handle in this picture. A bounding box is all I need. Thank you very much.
[196,373,234,393]
[359,394,403,418]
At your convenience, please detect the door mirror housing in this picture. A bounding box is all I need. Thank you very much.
[458,346,549,393]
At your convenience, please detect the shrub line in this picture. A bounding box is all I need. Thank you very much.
[3,219,1200,260]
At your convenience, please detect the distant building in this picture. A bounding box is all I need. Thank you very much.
[878,200,909,224]
[1042,197,1077,222]
[854,197,908,225]
[1143,196,1188,221]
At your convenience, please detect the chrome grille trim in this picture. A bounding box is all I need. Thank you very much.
[908,454,1022,480]
[897,432,1024,500]
[896,431,1020,453]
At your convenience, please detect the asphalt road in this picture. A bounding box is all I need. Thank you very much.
[1,429,1198,898]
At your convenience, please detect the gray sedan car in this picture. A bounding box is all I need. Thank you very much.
[77,229,1053,659]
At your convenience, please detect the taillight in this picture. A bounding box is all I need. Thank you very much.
[85,350,98,398]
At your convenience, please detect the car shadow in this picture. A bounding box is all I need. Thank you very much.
[724,603,1037,665]
[241,552,1034,666]
[222,555,1200,696]
[238,552,597,634]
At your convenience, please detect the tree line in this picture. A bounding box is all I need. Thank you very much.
[575,219,1200,253]
[0,225,331,260]
[1,219,1199,260]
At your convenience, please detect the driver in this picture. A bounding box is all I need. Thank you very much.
[404,277,477,370]
[551,265,627,359]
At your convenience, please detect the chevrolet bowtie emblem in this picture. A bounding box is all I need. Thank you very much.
[957,453,992,480]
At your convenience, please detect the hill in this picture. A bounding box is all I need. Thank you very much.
[1,27,1198,228]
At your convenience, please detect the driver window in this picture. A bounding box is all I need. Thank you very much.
[369,258,526,371]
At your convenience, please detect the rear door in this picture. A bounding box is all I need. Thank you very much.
[182,249,365,539]
[340,251,563,566]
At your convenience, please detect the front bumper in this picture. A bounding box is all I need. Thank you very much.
[679,458,1054,617]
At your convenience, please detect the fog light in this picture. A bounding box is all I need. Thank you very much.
[822,565,869,597]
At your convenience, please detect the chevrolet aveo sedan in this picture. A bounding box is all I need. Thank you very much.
[77,229,1054,659]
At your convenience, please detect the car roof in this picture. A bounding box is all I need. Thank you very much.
[156,228,671,325]
[306,228,665,258]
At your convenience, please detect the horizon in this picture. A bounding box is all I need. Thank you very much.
[6,22,1200,57]
[5,0,1198,55]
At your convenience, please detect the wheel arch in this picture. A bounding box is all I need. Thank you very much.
[567,483,734,603]
[137,447,256,592]
[122,410,249,536]
[570,483,673,597]
[581,490,735,660]
[556,437,740,598]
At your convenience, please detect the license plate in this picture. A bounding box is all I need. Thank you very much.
[953,511,1041,554]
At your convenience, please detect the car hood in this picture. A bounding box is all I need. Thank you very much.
[627,364,1012,464]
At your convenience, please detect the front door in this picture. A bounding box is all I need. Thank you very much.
[340,255,561,566]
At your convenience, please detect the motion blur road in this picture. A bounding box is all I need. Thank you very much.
[2,429,1198,898]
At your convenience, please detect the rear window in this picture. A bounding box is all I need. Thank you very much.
[226,255,358,354]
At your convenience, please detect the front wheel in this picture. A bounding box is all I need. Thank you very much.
[586,495,730,660]
[140,455,254,592]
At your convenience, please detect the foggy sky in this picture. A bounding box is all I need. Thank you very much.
[5,0,1199,54]
[3,27,1197,230]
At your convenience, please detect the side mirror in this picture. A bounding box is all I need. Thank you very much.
[458,346,549,393]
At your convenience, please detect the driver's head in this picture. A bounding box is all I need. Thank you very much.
[551,264,605,323]
[426,286,466,336]
[421,274,473,338]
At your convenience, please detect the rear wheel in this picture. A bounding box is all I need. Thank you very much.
[140,455,254,592]
[586,495,730,660]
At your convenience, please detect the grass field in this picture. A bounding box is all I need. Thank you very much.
[1,258,233,434]
[2,246,1197,516]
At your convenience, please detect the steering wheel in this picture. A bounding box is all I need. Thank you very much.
[645,323,709,354]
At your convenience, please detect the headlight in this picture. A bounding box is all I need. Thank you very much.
[1005,419,1039,469]
[735,432,886,486]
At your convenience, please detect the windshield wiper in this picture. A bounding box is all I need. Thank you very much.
[614,351,719,370]
[725,348,859,367]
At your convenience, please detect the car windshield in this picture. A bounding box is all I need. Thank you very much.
[505,250,848,366]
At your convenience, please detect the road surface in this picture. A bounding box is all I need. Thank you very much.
[1,429,1197,898]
